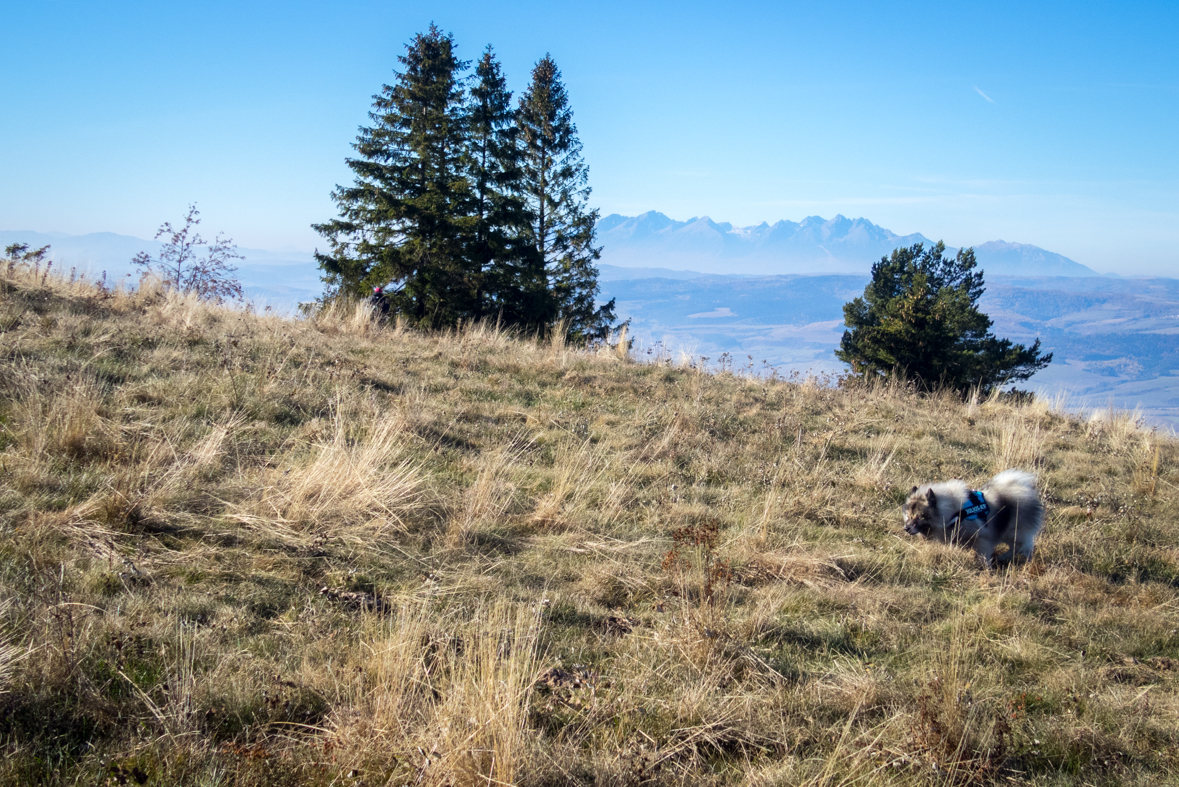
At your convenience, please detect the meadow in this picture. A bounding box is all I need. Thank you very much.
[2,258,1178,786]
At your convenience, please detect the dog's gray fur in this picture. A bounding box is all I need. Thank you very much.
[902,469,1043,567]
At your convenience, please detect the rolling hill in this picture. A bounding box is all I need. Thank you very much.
[2,259,1178,785]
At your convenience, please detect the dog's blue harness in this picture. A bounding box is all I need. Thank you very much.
[948,490,989,533]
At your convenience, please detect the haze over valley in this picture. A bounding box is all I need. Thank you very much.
[601,268,1179,426]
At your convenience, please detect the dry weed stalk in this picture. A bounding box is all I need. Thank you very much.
[662,518,733,641]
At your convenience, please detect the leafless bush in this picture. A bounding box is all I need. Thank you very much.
[131,203,243,302]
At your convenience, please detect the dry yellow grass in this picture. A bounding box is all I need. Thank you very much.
[2,258,1179,786]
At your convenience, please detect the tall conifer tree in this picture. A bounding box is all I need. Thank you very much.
[313,25,473,326]
[464,46,536,323]
[517,55,616,342]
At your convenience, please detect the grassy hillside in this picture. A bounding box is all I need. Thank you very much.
[2,260,1179,786]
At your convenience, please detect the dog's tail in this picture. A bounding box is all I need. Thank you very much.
[988,469,1043,560]
[988,469,1038,506]
[985,466,1042,516]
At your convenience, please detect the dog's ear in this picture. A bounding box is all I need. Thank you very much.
[926,488,937,505]
[910,486,918,495]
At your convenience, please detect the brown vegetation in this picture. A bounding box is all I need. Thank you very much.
[2,258,1179,785]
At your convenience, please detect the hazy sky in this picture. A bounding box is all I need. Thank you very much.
[3,1,1177,274]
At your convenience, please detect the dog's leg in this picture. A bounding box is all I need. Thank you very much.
[1011,531,1036,563]
[1001,508,1036,565]
[973,536,998,569]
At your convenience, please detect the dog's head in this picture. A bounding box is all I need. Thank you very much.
[902,486,938,537]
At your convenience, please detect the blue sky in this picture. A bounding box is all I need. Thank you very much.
[2,0,1177,274]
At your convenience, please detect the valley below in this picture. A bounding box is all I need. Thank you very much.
[600,267,1179,427]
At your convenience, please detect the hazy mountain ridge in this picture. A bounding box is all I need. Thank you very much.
[597,211,1098,277]
[972,240,1099,277]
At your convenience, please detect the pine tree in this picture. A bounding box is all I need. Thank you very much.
[516,55,616,342]
[313,25,473,326]
[836,242,1052,395]
[464,46,535,323]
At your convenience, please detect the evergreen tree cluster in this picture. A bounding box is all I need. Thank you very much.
[836,241,1052,396]
[314,26,616,343]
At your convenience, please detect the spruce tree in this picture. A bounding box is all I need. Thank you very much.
[517,55,616,342]
[836,242,1052,396]
[464,46,535,323]
[313,25,473,326]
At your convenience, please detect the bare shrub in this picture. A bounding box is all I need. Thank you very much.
[131,204,243,302]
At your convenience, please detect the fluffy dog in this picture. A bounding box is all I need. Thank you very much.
[902,469,1043,567]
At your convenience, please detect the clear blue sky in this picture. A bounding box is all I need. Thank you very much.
[3,0,1177,274]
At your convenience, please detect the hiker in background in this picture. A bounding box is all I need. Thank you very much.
[370,285,390,324]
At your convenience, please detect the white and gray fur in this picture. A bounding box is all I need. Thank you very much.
[902,469,1044,567]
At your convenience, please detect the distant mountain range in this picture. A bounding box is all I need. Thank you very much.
[597,211,1098,277]
[4,213,1097,302]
